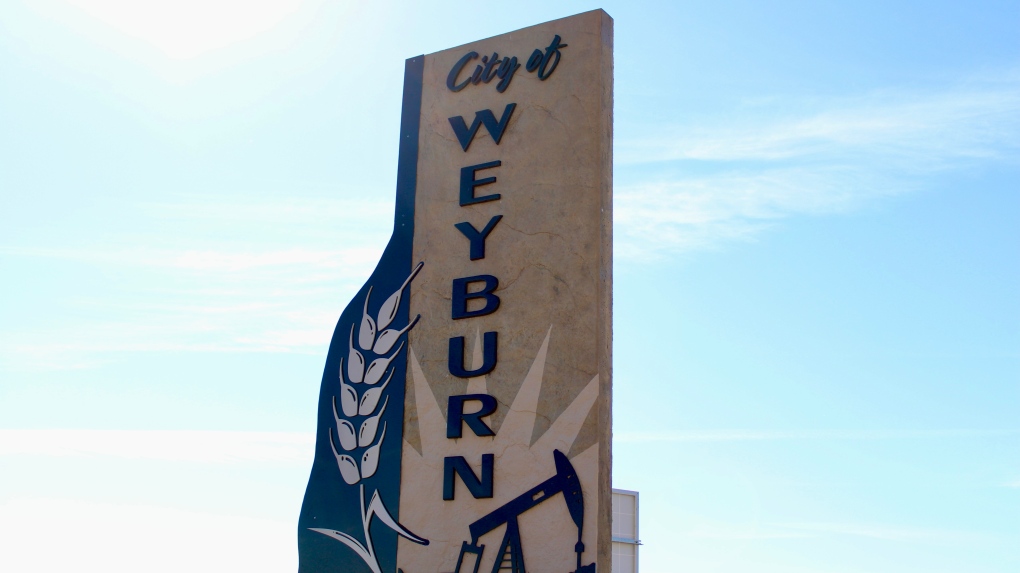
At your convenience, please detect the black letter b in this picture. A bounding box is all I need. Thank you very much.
[452,275,500,319]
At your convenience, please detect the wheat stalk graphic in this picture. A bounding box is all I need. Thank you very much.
[309,262,429,573]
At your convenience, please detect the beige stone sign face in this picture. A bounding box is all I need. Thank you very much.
[400,9,613,573]
[298,9,611,573]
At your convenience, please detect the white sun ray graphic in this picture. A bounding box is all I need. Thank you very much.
[397,326,601,573]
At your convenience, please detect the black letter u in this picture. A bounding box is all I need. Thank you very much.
[448,332,497,378]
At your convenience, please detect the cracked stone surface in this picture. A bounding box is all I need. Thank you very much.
[398,9,613,573]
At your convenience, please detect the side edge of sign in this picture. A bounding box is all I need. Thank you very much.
[597,10,614,573]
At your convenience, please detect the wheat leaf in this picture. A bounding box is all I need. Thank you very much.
[358,370,392,416]
[358,397,388,447]
[359,423,386,479]
[364,341,404,385]
[331,397,358,450]
[340,379,358,418]
[337,454,361,485]
[338,420,357,451]
[347,329,365,383]
[358,286,377,351]
[373,314,420,355]
[328,432,361,485]
[308,528,379,572]
[376,262,423,331]
[365,491,429,546]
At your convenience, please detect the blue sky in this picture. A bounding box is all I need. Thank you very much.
[1,1,1017,571]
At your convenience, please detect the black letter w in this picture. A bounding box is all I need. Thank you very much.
[448,103,517,152]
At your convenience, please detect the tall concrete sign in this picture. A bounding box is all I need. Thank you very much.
[299,10,613,573]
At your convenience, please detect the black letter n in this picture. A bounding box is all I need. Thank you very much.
[443,454,494,499]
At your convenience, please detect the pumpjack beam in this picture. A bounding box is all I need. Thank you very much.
[453,449,594,573]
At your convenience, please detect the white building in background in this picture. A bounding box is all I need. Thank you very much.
[612,489,640,573]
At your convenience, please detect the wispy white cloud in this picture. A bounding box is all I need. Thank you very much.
[615,71,1020,259]
[614,429,1019,443]
[0,196,394,370]
[0,498,296,573]
[0,429,314,464]
[144,197,394,225]
[0,245,384,272]
[0,302,345,371]
[618,83,1020,166]
[678,519,990,545]
[680,520,991,544]
[6,76,1019,367]
[615,166,898,259]
[686,523,811,540]
[771,522,989,544]
[66,0,308,60]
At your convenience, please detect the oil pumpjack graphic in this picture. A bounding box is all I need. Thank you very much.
[452,449,596,573]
